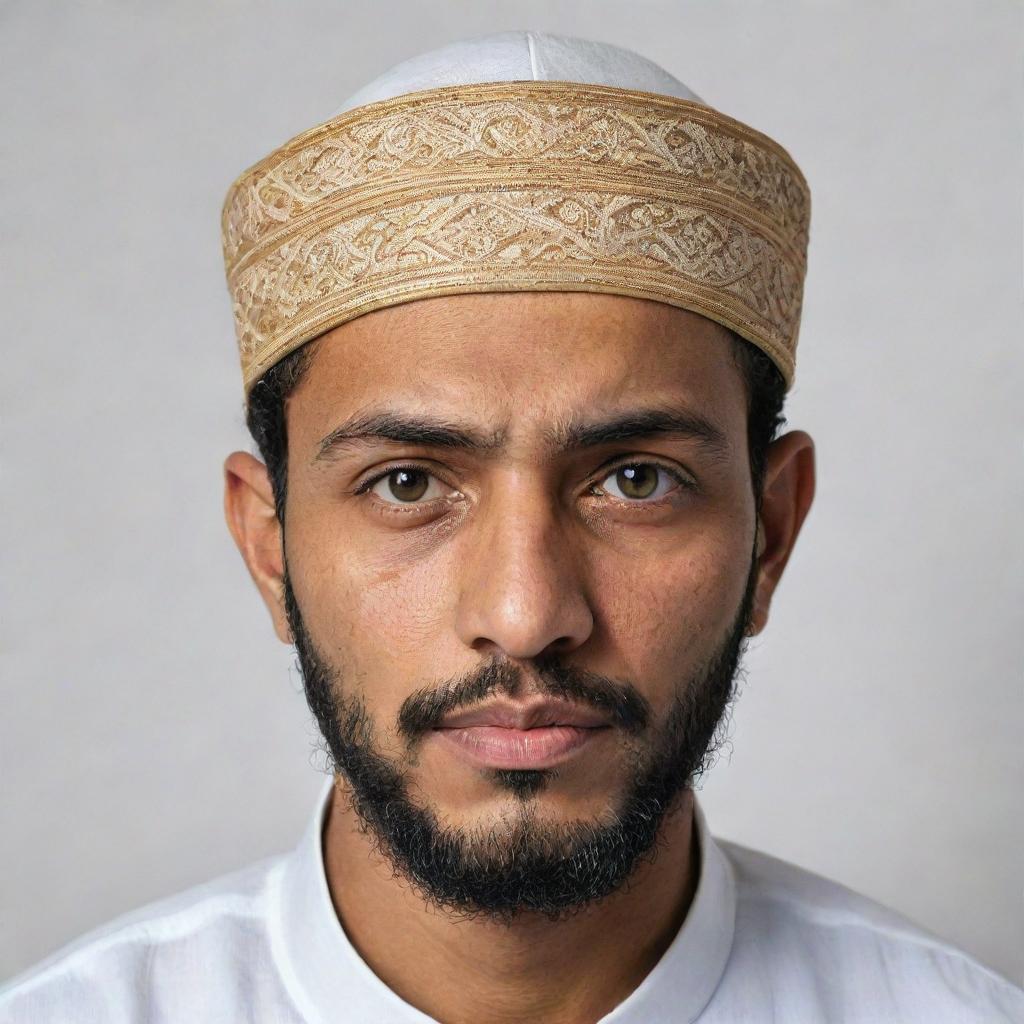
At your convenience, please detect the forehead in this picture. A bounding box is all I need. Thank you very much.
[289,292,748,441]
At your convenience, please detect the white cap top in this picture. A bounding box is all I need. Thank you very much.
[336,30,702,115]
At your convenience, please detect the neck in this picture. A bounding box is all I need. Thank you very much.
[322,777,699,1024]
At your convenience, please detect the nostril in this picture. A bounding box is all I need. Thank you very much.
[533,635,584,662]
[470,638,505,656]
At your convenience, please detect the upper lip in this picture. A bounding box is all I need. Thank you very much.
[435,698,611,730]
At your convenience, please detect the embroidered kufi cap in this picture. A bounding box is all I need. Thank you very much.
[222,31,810,394]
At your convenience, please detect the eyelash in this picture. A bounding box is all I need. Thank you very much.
[354,465,441,497]
[590,462,692,502]
[354,460,693,507]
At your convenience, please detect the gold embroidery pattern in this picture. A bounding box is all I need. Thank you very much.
[222,82,810,392]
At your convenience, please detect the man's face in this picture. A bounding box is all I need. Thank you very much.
[256,292,766,915]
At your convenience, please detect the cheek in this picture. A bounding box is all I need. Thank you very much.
[590,527,752,704]
[286,516,458,721]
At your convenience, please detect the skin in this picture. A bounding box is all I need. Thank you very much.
[224,291,815,1024]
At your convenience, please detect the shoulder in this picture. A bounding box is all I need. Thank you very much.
[0,855,299,1024]
[716,839,1024,1022]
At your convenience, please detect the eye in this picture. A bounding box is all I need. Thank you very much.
[596,463,682,502]
[368,467,450,505]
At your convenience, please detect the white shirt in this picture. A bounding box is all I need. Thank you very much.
[2,780,1021,1023]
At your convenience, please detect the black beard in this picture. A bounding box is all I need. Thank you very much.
[283,565,755,922]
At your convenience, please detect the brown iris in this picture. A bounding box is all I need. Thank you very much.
[616,465,659,499]
[387,469,430,502]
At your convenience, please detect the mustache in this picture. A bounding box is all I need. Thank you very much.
[397,655,651,742]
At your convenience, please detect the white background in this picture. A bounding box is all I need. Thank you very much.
[2,0,1021,986]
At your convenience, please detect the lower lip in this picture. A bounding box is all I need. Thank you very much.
[432,725,608,770]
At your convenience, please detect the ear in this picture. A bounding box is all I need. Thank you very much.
[748,430,816,635]
[223,451,292,644]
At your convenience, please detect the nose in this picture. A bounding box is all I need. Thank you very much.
[454,475,595,660]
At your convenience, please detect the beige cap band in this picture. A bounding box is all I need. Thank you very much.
[222,81,810,394]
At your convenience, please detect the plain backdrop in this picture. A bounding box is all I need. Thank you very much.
[2,0,1022,987]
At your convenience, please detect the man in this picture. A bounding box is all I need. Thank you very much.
[2,30,1021,1024]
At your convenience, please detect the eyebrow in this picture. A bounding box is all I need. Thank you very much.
[546,408,730,458]
[314,406,730,464]
[315,412,504,462]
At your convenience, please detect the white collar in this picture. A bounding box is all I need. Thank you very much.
[273,778,736,1023]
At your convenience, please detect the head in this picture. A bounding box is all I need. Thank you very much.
[225,291,814,919]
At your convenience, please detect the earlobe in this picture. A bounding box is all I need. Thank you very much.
[748,431,816,635]
[223,451,292,644]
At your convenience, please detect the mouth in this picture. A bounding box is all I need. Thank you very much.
[431,698,613,770]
